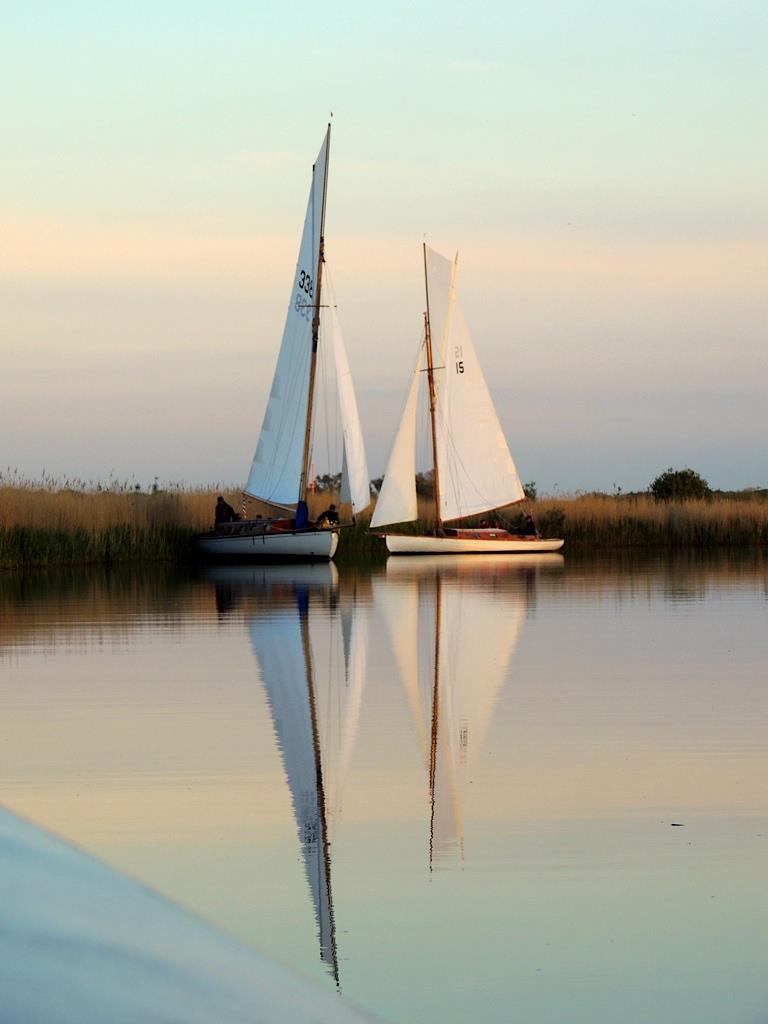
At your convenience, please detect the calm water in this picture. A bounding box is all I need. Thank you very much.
[1,552,767,1023]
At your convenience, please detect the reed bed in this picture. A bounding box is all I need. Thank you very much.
[0,476,376,568]
[1,474,766,569]
[0,476,220,569]
[534,494,768,548]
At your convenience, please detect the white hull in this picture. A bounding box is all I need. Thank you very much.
[197,529,338,561]
[384,534,564,556]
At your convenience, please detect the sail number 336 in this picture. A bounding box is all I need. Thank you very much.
[294,269,314,321]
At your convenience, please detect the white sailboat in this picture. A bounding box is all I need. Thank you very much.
[370,245,564,555]
[248,565,368,986]
[197,125,370,562]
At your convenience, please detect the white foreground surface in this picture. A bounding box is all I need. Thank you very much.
[384,534,565,555]
[0,807,376,1024]
[197,529,338,561]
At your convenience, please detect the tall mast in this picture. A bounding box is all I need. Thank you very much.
[299,124,331,505]
[422,243,443,535]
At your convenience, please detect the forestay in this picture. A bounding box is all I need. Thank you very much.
[369,348,424,528]
[426,247,525,521]
[245,131,329,506]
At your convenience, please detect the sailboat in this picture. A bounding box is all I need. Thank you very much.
[370,245,564,555]
[247,564,368,986]
[197,125,369,562]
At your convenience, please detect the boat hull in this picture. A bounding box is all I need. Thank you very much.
[196,528,338,562]
[384,534,564,555]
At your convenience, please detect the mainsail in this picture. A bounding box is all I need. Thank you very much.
[425,246,525,521]
[245,131,329,506]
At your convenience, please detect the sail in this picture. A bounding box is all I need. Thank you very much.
[328,302,370,514]
[425,247,525,521]
[369,347,423,528]
[249,595,337,980]
[423,245,455,365]
[245,129,329,506]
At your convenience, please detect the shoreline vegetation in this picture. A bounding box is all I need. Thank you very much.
[1,476,767,569]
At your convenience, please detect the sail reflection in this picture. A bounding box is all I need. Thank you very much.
[202,555,561,977]
[381,554,564,867]
[229,562,366,988]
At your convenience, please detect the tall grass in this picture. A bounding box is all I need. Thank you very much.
[0,475,381,568]
[534,494,768,548]
[1,473,766,569]
[0,474,223,568]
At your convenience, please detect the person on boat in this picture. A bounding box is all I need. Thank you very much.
[214,496,238,525]
[522,512,538,537]
[316,503,340,528]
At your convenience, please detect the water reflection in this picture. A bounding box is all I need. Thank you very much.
[248,566,343,985]
[203,556,564,977]
[203,563,362,986]
[381,555,563,866]
[3,552,768,1024]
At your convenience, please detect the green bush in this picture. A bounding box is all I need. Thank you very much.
[650,468,711,502]
[539,506,566,538]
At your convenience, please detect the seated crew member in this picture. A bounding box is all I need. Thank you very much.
[214,495,238,525]
[316,503,340,528]
[522,512,537,537]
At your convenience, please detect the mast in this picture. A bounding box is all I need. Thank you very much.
[299,124,332,505]
[299,593,340,987]
[422,243,443,535]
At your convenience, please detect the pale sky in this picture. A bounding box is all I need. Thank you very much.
[2,0,766,492]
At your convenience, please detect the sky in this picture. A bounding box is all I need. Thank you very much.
[2,0,766,493]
